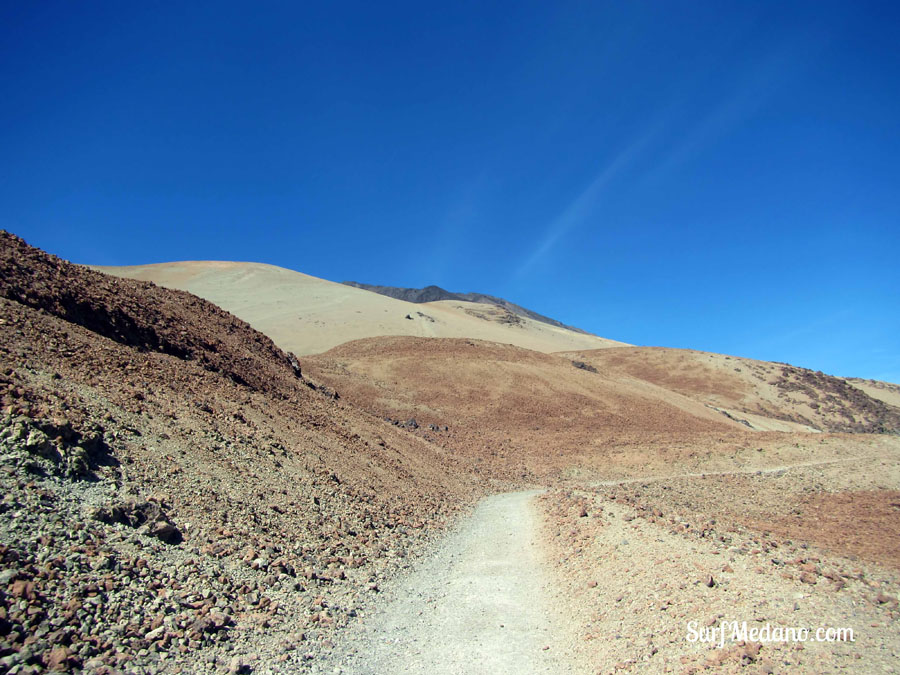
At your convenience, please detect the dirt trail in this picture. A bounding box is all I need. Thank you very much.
[592,455,862,487]
[323,491,578,674]
[540,446,900,674]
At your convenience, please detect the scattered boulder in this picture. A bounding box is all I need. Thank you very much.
[45,646,76,671]
[228,655,250,674]
[0,415,112,479]
[875,592,897,605]
[571,360,598,373]
[92,500,183,544]
[304,380,339,400]
[288,353,302,378]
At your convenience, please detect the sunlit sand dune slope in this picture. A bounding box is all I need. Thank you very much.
[97,261,626,356]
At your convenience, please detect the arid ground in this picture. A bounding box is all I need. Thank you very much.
[2,232,898,674]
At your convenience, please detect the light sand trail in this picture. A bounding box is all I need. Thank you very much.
[321,491,579,674]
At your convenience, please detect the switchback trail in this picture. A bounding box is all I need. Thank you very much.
[592,455,863,487]
[323,490,577,674]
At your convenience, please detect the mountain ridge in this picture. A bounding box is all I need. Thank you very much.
[342,281,590,334]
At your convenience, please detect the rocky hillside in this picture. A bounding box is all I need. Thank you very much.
[305,337,900,483]
[560,347,900,434]
[0,232,476,674]
[303,336,751,481]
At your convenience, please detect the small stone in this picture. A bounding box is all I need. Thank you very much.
[742,642,762,662]
[148,520,182,545]
[145,624,165,641]
[46,646,71,671]
[10,580,34,599]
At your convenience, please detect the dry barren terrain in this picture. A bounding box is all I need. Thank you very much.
[539,435,900,673]
[303,337,900,482]
[0,233,482,674]
[2,232,899,674]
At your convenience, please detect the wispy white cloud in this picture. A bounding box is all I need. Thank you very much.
[515,32,828,281]
[641,35,827,187]
[515,128,659,277]
[751,309,853,353]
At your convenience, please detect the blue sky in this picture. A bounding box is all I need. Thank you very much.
[2,1,898,381]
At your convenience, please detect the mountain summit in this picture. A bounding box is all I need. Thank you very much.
[342,281,589,334]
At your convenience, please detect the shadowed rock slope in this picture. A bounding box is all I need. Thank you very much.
[0,232,476,673]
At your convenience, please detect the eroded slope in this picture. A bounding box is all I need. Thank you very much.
[559,347,900,434]
[304,336,748,481]
[0,232,475,673]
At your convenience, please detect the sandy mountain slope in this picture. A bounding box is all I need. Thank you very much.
[0,232,477,673]
[557,346,900,434]
[302,336,760,481]
[96,261,626,356]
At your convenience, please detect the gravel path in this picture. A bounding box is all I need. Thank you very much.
[322,490,576,674]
